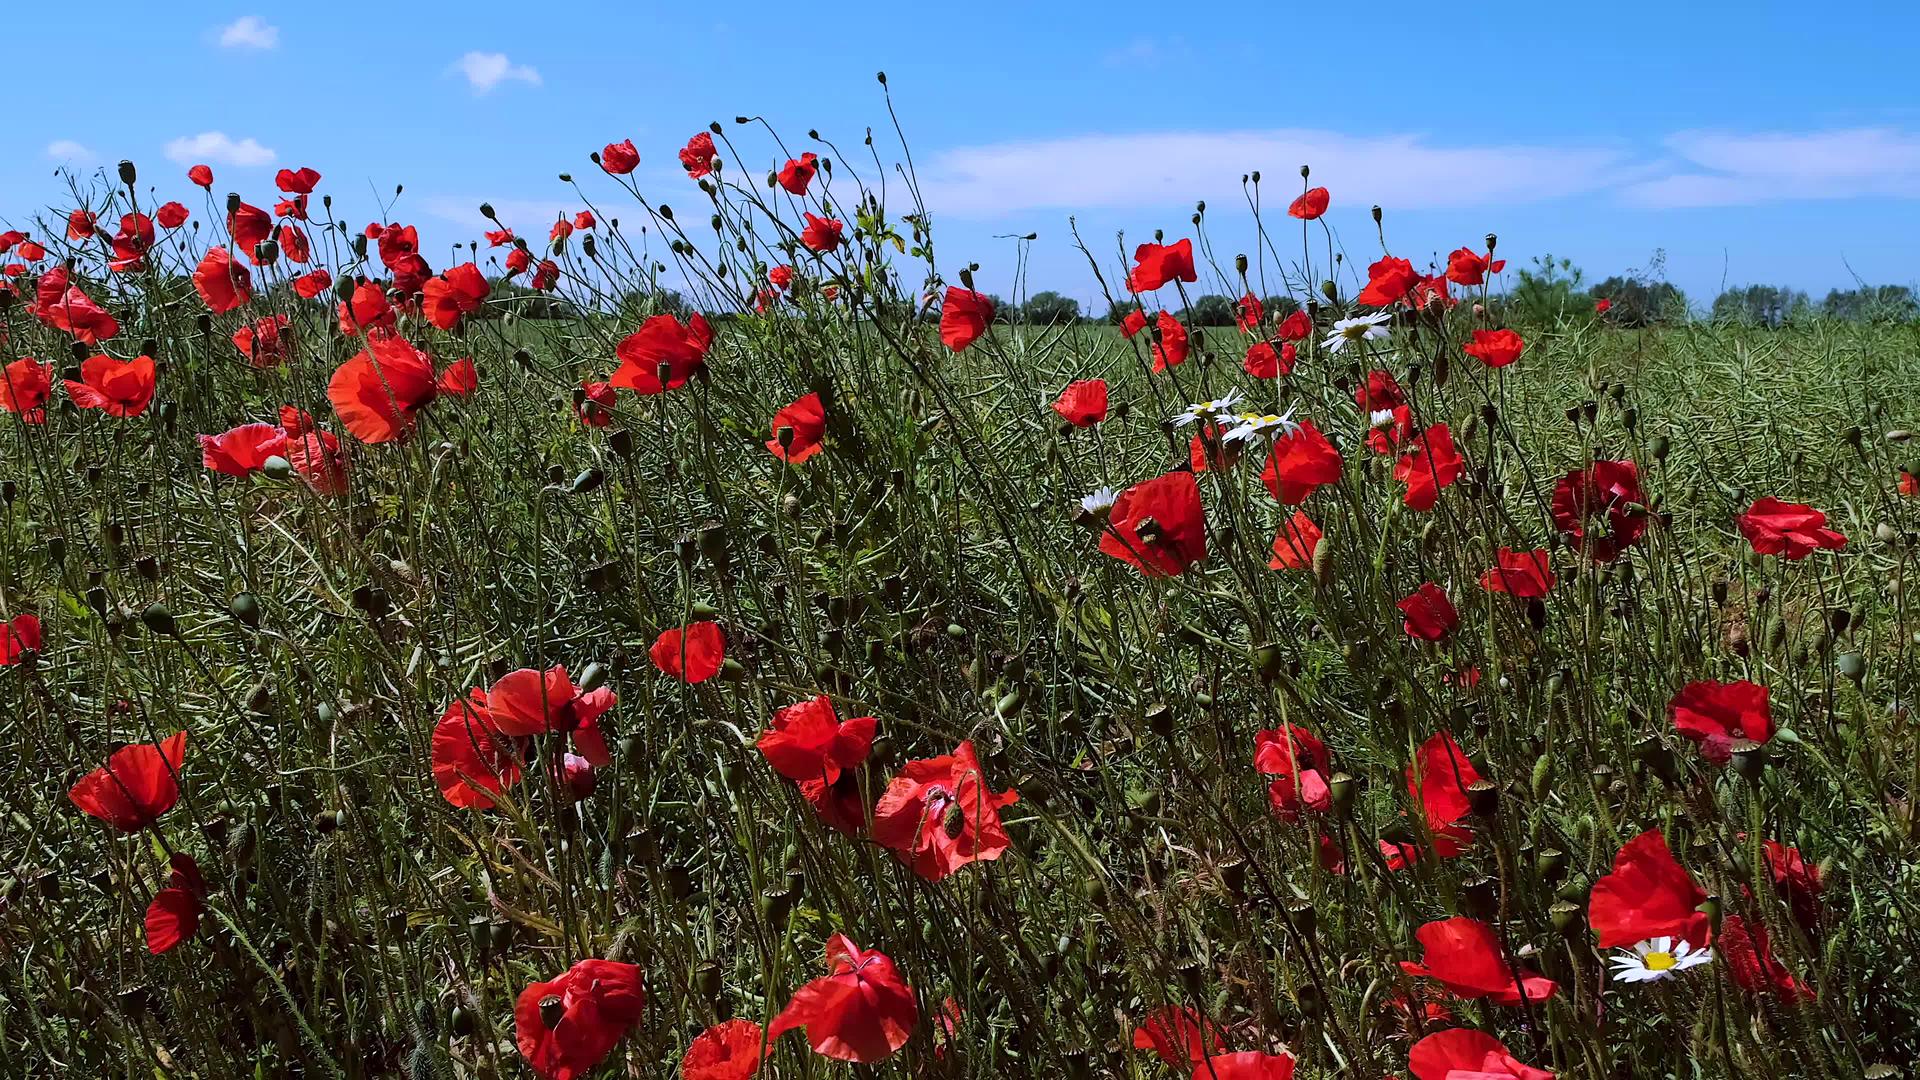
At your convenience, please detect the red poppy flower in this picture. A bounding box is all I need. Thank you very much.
[1150,310,1189,371]
[1,357,53,423]
[327,334,439,443]
[1463,328,1525,368]
[767,392,827,463]
[1719,915,1813,1002]
[421,263,491,330]
[293,268,332,299]
[1550,460,1648,562]
[277,223,310,264]
[1101,470,1207,576]
[192,247,253,314]
[800,772,869,835]
[67,209,97,240]
[1268,510,1322,571]
[1357,256,1421,307]
[437,358,478,396]
[66,354,156,417]
[285,425,349,496]
[200,423,288,476]
[17,241,46,261]
[872,740,1018,880]
[1394,424,1463,510]
[779,152,820,195]
[485,228,516,248]
[1410,274,1453,311]
[1277,309,1312,341]
[756,695,875,784]
[1131,1006,1224,1067]
[1589,829,1710,949]
[1403,730,1478,859]
[515,958,647,1080]
[227,201,272,265]
[1355,369,1406,412]
[550,219,575,244]
[683,1018,763,1080]
[34,278,120,342]
[1126,238,1196,293]
[2,613,42,664]
[1445,247,1506,286]
[430,688,523,809]
[156,201,190,229]
[275,194,308,220]
[1902,471,1918,497]
[1594,297,1612,314]
[1288,187,1330,220]
[1232,291,1263,332]
[1754,839,1823,931]
[376,222,420,270]
[1254,723,1329,820]
[573,210,595,231]
[1478,547,1555,597]
[506,247,533,276]
[531,259,561,291]
[1261,421,1342,504]
[1051,379,1108,427]
[109,213,155,272]
[1398,583,1458,641]
[144,852,208,955]
[939,286,994,352]
[1409,1029,1552,1080]
[769,934,916,1063]
[576,380,616,427]
[1243,340,1296,379]
[0,230,21,253]
[1668,679,1771,765]
[185,162,213,186]
[600,138,640,175]
[1318,831,1348,874]
[68,731,187,831]
[612,312,713,394]
[1737,496,1845,559]
[1188,1052,1294,1080]
[800,212,843,253]
[1398,917,1557,1005]
[233,314,289,367]
[1121,309,1149,337]
[1188,422,1242,473]
[274,166,321,194]
[680,132,719,177]
[650,622,725,684]
[487,665,615,765]
[768,264,794,290]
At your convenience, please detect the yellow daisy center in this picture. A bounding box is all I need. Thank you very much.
[1643,951,1677,971]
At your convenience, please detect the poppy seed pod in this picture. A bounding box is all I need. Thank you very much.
[1466,780,1500,818]
[1327,772,1355,815]
[141,603,176,636]
[1550,900,1584,935]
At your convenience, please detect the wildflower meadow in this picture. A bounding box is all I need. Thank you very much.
[5,76,1920,1080]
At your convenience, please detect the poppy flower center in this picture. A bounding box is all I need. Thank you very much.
[539,995,565,1028]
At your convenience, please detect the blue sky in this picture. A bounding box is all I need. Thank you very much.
[8,2,1918,310]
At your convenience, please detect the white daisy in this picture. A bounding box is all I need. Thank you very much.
[1223,408,1301,444]
[1078,486,1117,518]
[1321,312,1393,353]
[1369,407,1398,430]
[1608,937,1712,984]
[1173,390,1244,427]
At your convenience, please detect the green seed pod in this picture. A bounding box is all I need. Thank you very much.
[262,455,294,480]
[140,603,176,636]
[229,592,260,627]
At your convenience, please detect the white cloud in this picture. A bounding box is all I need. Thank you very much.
[46,139,97,165]
[1621,128,1920,207]
[916,129,1641,218]
[163,131,276,167]
[452,52,542,94]
[216,15,279,49]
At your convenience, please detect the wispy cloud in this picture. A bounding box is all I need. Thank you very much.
[1102,36,1191,68]
[216,15,279,50]
[452,52,542,95]
[917,129,1640,218]
[46,139,97,165]
[164,131,276,167]
[1622,128,1920,207]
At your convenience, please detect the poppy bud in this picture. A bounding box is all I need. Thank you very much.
[1305,774,1347,821]
[570,468,603,494]
[141,603,176,636]
[1621,407,1637,432]
[261,455,293,480]
[1649,434,1670,461]
[1320,280,1338,302]
[1252,641,1282,682]
[1529,754,1554,800]
[1839,651,1866,683]
[1549,900,1584,934]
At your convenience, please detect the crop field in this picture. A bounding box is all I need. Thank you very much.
[3,103,1920,1080]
